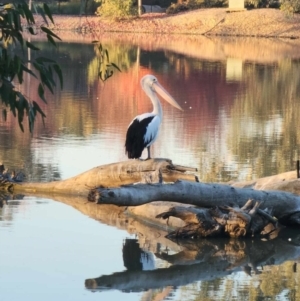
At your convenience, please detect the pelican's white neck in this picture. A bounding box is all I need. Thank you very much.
[143,83,163,119]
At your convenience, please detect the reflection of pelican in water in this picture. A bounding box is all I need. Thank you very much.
[125,74,183,159]
[86,235,300,292]
[122,238,155,271]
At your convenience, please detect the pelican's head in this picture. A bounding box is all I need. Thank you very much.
[141,75,183,111]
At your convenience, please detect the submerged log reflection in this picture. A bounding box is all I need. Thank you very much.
[85,234,300,292]
[2,189,300,293]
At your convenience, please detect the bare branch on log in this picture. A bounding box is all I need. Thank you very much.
[156,200,277,238]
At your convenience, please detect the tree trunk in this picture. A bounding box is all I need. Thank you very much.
[89,179,300,226]
[138,0,143,16]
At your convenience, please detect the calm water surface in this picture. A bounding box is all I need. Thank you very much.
[1,33,300,301]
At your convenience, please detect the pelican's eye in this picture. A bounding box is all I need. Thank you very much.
[151,79,157,88]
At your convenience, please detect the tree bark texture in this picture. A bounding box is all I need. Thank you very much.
[89,180,300,226]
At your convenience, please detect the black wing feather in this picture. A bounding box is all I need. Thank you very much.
[125,116,155,159]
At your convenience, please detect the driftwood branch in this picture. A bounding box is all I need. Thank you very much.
[0,159,196,196]
[88,180,300,226]
[156,200,278,238]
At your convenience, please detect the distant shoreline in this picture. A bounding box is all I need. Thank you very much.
[37,8,300,39]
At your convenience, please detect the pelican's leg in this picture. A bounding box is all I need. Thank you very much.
[147,146,151,160]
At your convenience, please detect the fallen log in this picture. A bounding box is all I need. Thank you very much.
[88,180,300,226]
[230,170,300,192]
[3,159,300,232]
[0,159,196,196]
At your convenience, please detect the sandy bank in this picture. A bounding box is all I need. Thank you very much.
[39,8,300,39]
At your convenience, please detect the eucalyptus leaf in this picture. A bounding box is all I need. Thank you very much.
[105,49,109,62]
[37,7,49,27]
[46,33,57,47]
[38,84,47,104]
[33,101,46,118]
[22,65,38,79]
[53,64,63,89]
[41,26,62,41]
[26,41,40,51]
[43,3,54,24]
[28,27,35,35]
[110,63,122,72]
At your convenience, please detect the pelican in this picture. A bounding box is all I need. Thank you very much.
[125,74,183,160]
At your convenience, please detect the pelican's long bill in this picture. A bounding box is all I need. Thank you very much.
[153,82,183,111]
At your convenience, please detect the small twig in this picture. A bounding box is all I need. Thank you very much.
[257,209,277,225]
[171,164,198,173]
[241,199,254,211]
[202,16,226,35]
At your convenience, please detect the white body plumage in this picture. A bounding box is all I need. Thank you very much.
[125,75,183,159]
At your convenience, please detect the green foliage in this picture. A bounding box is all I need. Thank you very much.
[244,0,260,7]
[166,0,225,14]
[87,42,132,84]
[92,42,121,81]
[280,0,300,14]
[96,0,138,18]
[166,2,190,13]
[0,1,62,132]
[42,0,100,15]
[157,0,173,8]
[244,0,279,8]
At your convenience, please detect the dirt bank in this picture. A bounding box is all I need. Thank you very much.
[38,8,300,38]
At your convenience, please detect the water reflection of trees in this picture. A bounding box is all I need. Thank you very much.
[0,41,104,181]
[2,40,300,183]
[165,53,300,182]
[228,60,300,180]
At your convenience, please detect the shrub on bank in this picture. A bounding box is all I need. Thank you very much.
[33,0,300,17]
[34,0,99,15]
[165,0,296,13]
[280,0,300,14]
[166,0,226,14]
[96,0,138,18]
